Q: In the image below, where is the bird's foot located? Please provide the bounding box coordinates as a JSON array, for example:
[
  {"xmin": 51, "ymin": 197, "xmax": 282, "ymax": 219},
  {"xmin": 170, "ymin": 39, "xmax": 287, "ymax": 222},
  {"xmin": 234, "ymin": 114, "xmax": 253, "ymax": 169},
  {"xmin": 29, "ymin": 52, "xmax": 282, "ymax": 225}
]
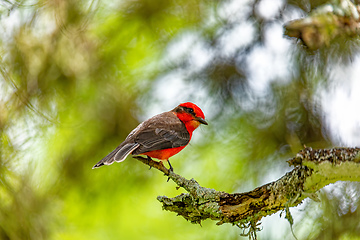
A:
[{"xmin": 133, "ymin": 155, "xmax": 173, "ymax": 182}]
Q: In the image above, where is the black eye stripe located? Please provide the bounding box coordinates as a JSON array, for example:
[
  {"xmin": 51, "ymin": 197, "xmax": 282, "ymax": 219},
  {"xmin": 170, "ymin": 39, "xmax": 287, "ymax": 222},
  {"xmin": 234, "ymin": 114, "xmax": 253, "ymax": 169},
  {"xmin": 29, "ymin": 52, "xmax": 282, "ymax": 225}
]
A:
[{"xmin": 183, "ymin": 107, "xmax": 196, "ymax": 116}]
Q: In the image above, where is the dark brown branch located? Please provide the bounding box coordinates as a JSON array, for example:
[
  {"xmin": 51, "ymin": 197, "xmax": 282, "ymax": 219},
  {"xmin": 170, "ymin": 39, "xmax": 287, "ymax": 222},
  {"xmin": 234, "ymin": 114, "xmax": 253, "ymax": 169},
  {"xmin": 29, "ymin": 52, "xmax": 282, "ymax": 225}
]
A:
[{"xmin": 133, "ymin": 147, "xmax": 360, "ymax": 226}]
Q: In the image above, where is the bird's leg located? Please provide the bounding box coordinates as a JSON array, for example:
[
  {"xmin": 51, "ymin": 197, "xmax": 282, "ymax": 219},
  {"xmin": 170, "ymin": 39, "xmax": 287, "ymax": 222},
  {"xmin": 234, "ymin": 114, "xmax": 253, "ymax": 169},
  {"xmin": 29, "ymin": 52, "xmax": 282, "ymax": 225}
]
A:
[
  {"xmin": 133, "ymin": 155, "xmax": 173, "ymax": 182},
  {"xmin": 167, "ymin": 159, "xmax": 174, "ymax": 172},
  {"xmin": 147, "ymin": 156, "xmax": 152, "ymax": 170},
  {"xmin": 167, "ymin": 159, "xmax": 174, "ymax": 182}
]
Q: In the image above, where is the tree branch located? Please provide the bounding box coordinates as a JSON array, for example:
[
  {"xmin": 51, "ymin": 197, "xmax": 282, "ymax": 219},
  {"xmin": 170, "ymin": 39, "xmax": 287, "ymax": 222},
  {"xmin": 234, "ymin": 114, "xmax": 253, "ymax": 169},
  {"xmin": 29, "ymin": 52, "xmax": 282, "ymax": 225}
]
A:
[
  {"xmin": 284, "ymin": 0, "xmax": 360, "ymax": 50},
  {"xmin": 133, "ymin": 147, "xmax": 360, "ymax": 227}
]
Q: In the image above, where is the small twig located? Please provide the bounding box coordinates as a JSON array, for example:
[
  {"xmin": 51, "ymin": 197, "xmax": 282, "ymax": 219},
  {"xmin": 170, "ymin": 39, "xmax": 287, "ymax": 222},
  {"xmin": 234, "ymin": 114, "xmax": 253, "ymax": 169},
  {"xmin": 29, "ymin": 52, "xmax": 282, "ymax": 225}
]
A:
[
  {"xmin": 132, "ymin": 156, "xmax": 220, "ymax": 198},
  {"xmin": 133, "ymin": 156, "xmax": 170, "ymax": 175}
]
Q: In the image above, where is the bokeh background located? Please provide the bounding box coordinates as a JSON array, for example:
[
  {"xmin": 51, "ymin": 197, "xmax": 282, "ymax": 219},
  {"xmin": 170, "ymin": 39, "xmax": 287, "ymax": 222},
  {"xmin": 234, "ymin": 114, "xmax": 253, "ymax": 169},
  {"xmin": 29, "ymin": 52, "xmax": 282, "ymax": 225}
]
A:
[{"xmin": 1, "ymin": 0, "xmax": 360, "ymax": 239}]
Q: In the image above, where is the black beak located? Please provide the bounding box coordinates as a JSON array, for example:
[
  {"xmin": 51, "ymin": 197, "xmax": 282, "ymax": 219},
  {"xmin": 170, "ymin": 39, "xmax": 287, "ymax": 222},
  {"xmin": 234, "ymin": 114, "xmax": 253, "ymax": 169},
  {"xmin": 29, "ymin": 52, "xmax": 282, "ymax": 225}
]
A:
[{"xmin": 196, "ymin": 117, "xmax": 208, "ymax": 125}]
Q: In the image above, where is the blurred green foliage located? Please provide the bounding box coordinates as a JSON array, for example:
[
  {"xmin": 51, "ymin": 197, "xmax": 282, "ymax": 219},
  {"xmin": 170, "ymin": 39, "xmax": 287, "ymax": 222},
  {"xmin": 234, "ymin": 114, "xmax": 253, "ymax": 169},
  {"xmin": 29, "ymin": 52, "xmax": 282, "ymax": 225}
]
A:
[{"xmin": 0, "ymin": 0, "xmax": 360, "ymax": 239}]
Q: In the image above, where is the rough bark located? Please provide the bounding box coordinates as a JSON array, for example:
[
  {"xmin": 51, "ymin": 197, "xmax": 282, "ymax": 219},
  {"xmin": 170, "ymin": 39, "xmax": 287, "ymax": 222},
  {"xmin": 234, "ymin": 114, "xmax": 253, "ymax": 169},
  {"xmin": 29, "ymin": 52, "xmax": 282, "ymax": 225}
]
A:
[{"xmin": 134, "ymin": 147, "xmax": 360, "ymax": 227}]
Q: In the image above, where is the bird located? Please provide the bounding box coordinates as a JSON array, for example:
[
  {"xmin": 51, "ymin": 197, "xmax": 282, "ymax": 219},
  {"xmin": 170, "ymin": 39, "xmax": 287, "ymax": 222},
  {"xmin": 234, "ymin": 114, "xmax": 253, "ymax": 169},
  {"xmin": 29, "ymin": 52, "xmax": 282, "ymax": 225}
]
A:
[{"xmin": 92, "ymin": 102, "xmax": 207, "ymax": 171}]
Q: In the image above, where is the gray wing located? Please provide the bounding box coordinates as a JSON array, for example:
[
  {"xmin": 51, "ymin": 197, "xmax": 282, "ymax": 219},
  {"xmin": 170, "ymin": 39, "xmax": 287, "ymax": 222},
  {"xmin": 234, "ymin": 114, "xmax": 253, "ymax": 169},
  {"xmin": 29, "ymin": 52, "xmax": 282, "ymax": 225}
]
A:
[{"xmin": 132, "ymin": 112, "xmax": 190, "ymax": 155}]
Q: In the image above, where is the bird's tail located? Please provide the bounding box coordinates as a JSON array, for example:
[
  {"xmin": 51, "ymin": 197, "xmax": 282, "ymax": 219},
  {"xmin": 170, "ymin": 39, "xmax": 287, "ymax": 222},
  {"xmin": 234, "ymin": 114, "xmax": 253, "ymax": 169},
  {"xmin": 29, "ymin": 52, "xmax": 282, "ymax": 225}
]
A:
[{"xmin": 92, "ymin": 143, "xmax": 140, "ymax": 169}]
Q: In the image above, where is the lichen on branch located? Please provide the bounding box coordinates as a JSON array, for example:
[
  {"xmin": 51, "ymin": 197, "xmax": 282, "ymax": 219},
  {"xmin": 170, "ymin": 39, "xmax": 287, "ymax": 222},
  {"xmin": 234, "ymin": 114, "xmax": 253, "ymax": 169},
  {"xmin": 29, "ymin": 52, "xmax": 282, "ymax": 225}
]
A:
[{"xmin": 133, "ymin": 147, "xmax": 360, "ymax": 228}]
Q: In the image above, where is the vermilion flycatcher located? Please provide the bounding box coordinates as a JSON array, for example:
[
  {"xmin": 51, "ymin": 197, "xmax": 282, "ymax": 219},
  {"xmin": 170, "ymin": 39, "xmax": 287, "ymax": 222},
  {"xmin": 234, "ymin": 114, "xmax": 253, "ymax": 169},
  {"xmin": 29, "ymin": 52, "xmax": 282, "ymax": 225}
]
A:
[{"xmin": 92, "ymin": 102, "xmax": 207, "ymax": 171}]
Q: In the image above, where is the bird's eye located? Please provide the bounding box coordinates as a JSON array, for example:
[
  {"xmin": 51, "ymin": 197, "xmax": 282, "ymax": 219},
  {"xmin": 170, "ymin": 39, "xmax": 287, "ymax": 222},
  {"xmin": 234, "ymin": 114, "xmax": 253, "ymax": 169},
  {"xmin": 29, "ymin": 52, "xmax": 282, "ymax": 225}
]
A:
[{"xmin": 187, "ymin": 108, "xmax": 194, "ymax": 114}]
